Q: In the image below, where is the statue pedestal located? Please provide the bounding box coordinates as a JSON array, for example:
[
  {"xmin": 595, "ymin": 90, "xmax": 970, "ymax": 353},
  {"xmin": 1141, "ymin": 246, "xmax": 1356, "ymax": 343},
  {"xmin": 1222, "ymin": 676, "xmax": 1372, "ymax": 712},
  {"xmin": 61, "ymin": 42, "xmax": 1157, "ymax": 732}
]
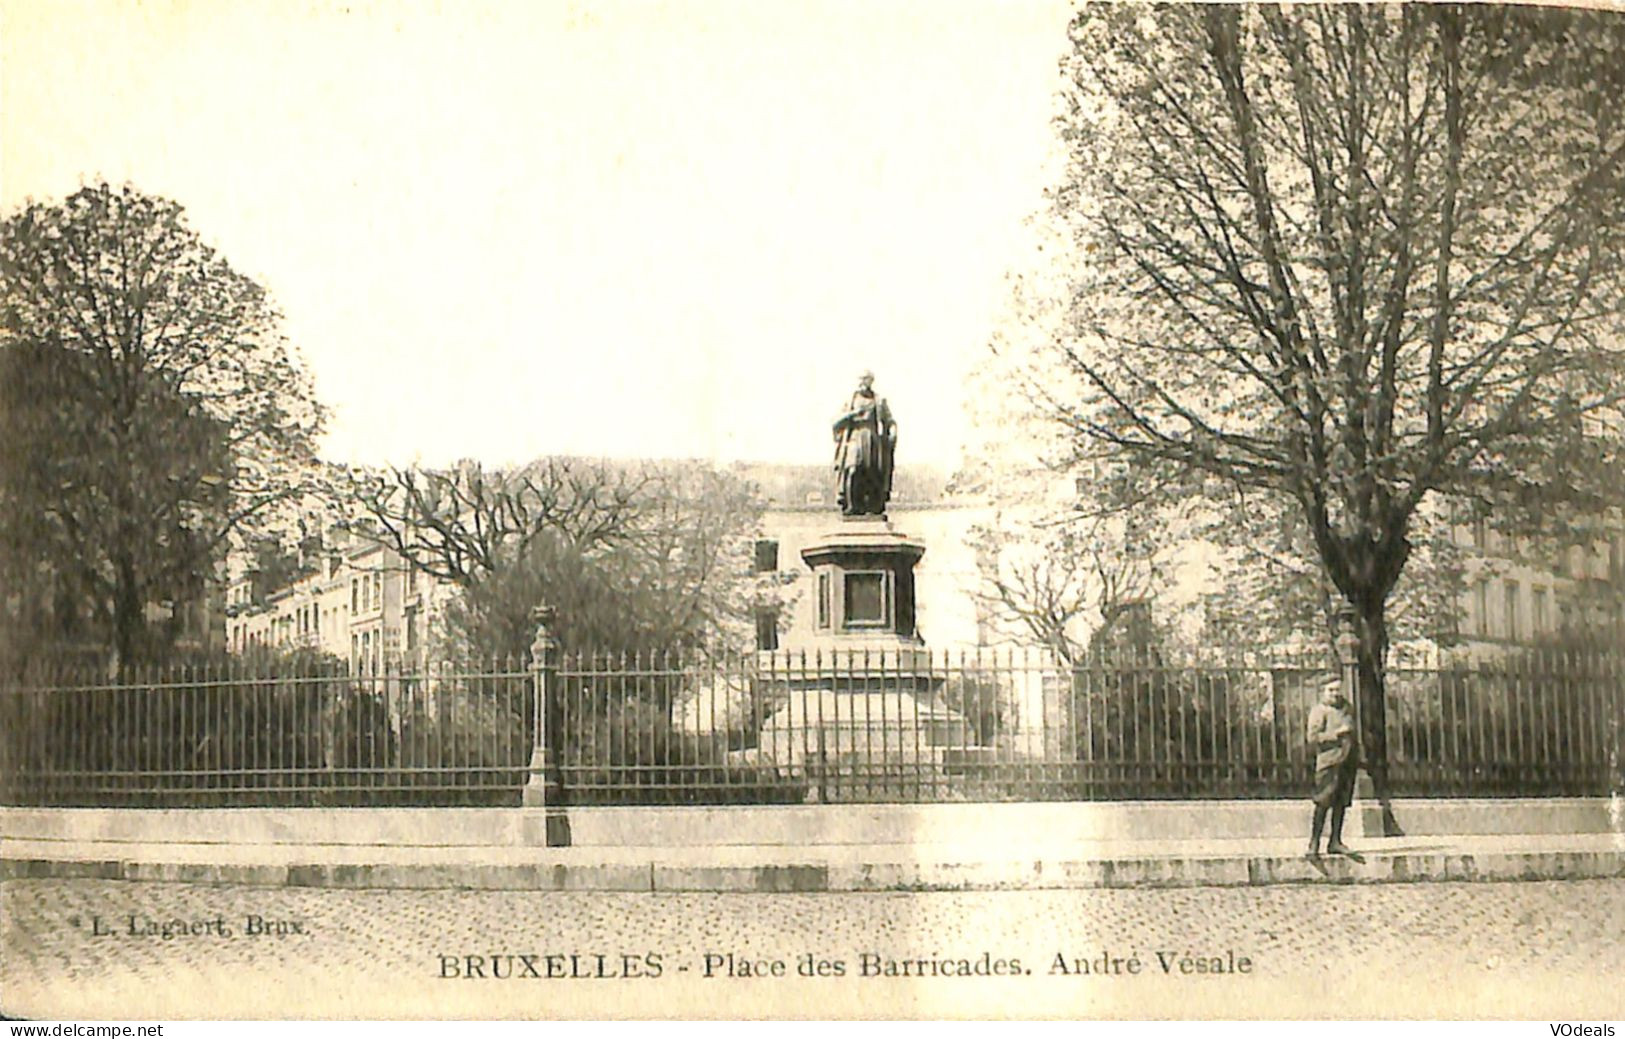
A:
[
  {"xmin": 743, "ymin": 516, "xmax": 973, "ymax": 801},
  {"xmin": 795, "ymin": 515, "xmax": 925, "ymax": 648}
]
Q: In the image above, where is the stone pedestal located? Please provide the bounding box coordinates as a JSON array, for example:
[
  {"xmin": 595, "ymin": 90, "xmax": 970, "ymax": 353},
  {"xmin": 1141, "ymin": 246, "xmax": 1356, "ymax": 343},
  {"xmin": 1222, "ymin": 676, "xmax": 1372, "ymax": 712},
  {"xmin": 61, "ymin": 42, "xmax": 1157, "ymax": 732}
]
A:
[
  {"xmin": 796, "ymin": 516, "xmax": 925, "ymax": 652},
  {"xmin": 746, "ymin": 516, "xmax": 973, "ymax": 800}
]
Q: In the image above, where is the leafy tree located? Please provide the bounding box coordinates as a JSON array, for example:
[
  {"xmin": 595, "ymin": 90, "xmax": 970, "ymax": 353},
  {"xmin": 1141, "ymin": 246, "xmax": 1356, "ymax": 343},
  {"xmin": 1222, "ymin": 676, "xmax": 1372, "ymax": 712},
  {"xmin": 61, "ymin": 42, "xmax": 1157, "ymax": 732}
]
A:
[
  {"xmin": 0, "ymin": 342, "xmax": 221, "ymax": 662},
  {"xmin": 346, "ymin": 457, "xmax": 787, "ymax": 661},
  {"xmin": 243, "ymin": 534, "xmax": 311, "ymax": 602},
  {"xmin": 1025, "ymin": 4, "xmax": 1625, "ymax": 819},
  {"xmin": 1188, "ymin": 487, "xmax": 1471, "ymax": 653},
  {"xmin": 1, "ymin": 184, "xmax": 325, "ymax": 668}
]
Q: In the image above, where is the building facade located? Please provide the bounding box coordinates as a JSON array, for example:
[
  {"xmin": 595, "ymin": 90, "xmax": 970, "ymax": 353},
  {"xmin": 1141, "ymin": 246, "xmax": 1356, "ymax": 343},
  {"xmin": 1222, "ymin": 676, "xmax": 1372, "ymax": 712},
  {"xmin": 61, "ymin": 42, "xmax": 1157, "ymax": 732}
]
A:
[
  {"xmin": 1452, "ymin": 516, "xmax": 1625, "ymax": 651},
  {"xmin": 226, "ymin": 527, "xmax": 450, "ymax": 671}
]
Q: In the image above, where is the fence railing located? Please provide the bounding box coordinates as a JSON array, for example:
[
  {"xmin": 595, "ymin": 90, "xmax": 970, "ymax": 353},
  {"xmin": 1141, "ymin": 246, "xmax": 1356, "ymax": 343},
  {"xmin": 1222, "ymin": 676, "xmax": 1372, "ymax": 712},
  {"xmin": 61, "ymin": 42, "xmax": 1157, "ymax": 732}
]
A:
[
  {"xmin": 0, "ymin": 659, "xmax": 533, "ymax": 807},
  {"xmin": 1, "ymin": 648, "xmax": 1619, "ymax": 807}
]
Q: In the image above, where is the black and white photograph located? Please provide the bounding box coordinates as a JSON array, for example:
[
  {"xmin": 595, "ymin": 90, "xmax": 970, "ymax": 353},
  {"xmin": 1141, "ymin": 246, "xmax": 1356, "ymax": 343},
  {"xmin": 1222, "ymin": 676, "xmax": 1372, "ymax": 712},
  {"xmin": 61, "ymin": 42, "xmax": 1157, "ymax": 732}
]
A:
[{"xmin": 1, "ymin": 0, "xmax": 1622, "ymax": 1023}]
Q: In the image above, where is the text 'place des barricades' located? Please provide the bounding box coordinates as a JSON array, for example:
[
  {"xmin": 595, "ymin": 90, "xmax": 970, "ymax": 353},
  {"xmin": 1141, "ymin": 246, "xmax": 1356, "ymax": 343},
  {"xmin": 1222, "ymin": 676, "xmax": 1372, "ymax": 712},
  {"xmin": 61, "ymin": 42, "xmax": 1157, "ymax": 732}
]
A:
[{"xmin": 0, "ymin": 648, "xmax": 1620, "ymax": 807}]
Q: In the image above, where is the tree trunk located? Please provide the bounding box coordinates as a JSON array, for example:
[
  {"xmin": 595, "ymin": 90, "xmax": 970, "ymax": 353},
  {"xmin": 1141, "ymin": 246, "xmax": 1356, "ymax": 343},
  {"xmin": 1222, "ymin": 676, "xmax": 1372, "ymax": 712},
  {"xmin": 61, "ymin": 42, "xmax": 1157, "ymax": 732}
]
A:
[
  {"xmin": 111, "ymin": 552, "xmax": 142, "ymax": 678},
  {"xmin": 1353, "ymin": 594, "xmax": 1405, "ymax": 836}
]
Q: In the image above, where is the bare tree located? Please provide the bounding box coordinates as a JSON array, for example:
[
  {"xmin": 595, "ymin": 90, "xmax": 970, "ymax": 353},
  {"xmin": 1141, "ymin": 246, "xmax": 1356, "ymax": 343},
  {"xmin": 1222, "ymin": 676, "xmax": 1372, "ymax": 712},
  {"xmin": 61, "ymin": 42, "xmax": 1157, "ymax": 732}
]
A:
[
  {"xmin": 970, "ymin": 518, "xmax": 1161, "ymax": 665},
  {"xmin": 344, "ymin": 457, "xmax": 781, "ymax": 659},
  {"xmin": 343, "ymin": 456, "xmax": 650, "ymax": 585},
  {"xmin": 959, "ymin": 345, "xmax": 1178, "ymax": 664}
]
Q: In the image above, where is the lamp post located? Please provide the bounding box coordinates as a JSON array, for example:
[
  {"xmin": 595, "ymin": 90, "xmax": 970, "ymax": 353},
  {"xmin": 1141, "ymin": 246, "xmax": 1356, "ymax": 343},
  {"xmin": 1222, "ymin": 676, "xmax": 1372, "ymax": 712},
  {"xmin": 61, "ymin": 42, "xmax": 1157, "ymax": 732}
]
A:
[{"xmin": 521, "ymin": 604, "xmax": 570, "ymax": 846}]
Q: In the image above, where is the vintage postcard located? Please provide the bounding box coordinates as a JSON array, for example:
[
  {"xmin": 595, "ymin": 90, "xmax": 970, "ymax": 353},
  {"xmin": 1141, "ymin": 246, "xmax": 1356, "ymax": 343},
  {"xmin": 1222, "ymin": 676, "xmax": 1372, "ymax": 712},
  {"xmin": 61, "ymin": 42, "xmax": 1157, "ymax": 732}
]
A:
[{"xmin": 2, "ymin": 0, "xmax": 1622, "ymax": 1023}]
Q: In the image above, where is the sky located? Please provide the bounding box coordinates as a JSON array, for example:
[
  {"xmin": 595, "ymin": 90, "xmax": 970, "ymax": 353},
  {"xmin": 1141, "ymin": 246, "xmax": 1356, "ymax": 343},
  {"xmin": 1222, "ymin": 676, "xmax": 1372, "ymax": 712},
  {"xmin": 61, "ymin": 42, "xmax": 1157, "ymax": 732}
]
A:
[{"xmin": 2, "ymin": 0, "xmax": 1074, "ymax": 471}]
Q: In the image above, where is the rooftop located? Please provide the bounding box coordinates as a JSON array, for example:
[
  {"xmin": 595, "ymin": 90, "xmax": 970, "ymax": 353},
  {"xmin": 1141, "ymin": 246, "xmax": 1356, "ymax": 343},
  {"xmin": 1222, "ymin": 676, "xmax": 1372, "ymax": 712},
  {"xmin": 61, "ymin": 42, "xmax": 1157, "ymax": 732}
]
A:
[{"xmin": 731, "ymin": 462, "xmax": 956, "ymax": 509}]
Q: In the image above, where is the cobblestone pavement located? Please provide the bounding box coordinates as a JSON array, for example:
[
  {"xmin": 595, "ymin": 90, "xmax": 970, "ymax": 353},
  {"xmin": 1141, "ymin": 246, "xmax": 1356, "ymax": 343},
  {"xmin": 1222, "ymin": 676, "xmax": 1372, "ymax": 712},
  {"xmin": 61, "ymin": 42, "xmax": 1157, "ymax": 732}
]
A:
[{"xmin": 4, "ymin": 878, "xmax": 1622, "ymax": 1019}]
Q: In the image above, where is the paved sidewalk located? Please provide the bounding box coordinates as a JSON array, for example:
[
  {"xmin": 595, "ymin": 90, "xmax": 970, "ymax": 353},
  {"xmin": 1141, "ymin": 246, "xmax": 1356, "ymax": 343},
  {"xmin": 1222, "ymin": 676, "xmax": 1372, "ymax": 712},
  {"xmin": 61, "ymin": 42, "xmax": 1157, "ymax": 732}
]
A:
[{"xmin": 4, "ymin": 831, "xmax": 1621, "ymax": 891}]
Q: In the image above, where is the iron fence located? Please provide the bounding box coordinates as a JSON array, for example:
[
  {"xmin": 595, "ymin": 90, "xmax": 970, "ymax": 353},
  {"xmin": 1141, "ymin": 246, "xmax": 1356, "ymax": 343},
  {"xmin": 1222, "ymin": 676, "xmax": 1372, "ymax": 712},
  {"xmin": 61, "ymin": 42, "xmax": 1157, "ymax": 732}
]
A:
[
  {"xmin": 0, "ymin": 659, "xmax": 533, "ymax": 807},
  {"xmin": 1, "ymin": 648, "xmax": 1619, "ymax": 807}
]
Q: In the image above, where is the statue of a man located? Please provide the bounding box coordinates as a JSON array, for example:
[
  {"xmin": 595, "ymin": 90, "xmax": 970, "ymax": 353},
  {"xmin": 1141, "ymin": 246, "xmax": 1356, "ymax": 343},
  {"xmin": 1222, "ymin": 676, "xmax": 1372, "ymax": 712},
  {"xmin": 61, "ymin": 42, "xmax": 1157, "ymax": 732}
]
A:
[{"xmin": 832, "ymin": 371, "xmax": 896, "ymax": 516}]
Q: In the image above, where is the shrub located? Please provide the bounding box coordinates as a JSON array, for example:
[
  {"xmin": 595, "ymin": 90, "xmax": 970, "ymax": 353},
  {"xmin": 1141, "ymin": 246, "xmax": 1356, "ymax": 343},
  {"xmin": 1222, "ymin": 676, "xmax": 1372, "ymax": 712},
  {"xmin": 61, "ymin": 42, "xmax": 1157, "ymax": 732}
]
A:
[
  {"xmin": 940, "ymin": 671, "xmax": 1012, "ymax": 746},
  {"xmin": 388, "ymin": 679, "xmax": 530, "ymax": 807},
  {"xmin": 561, "ymin": 694, "xmax": 806, "ymax": 805}
]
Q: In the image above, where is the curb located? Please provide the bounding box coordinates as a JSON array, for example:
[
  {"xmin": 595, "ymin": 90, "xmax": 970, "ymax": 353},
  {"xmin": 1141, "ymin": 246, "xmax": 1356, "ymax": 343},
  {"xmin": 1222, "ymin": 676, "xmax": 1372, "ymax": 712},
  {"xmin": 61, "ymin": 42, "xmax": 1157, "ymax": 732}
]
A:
[{"xmin": 4, "ymin": 849, "xmax": 1622, "ymax": 891}]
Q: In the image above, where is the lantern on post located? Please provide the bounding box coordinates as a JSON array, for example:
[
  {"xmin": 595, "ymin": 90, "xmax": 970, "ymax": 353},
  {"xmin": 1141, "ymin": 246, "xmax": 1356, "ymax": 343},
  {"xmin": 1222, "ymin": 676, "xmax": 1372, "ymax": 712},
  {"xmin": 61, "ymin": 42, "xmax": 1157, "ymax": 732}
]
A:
[{"xmin": 521, "ymin": 604, "xmax": 570, "ymax": 846}]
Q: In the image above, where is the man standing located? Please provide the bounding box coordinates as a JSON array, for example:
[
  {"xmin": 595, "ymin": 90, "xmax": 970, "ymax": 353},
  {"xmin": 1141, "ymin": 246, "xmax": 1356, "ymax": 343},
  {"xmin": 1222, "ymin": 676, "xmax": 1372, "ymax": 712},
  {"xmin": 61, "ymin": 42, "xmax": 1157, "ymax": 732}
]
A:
[
  {"xmin": 1306, "ymin": 675, "xmax": 1359, "ymax": 858},
  {"xmin": 832, "ymin": 371, "xmax": 896, "ymax": 517}
]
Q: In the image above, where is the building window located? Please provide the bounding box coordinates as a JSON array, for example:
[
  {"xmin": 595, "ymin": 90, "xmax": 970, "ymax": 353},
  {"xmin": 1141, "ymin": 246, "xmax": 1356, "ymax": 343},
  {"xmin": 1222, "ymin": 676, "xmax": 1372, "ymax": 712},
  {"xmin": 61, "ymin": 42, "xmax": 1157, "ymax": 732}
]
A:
[
  {"xmin": 1504, "ymin": 581, "xmax": 1521, "ymax": 641},
  {"xmin": 1532, "ymin": 587, "xmax": 1549, "ymax": 635},
  {"xmin": 753, "ymin": 539, "xmax": 779, "ymax": 573},
  {"xmin": 844, "ymin": 571, "xmax": 889, "ymax": 628},
  {"xmin": 816, "ymin": 573, "xmax": 831, "ymax": 630},
  {"xmin": 1473, "ymin": 580, "xmax": 1489, "ymax": 638},
  {"xmin": 754, "ymin": 606, "xmax": 779, "ymax": 651},
  {"xmin": 405, "ymin": 606, "xmax": 419, "ymax": 654},
  {"xmin": 351, "ymin": 579, "xmax": 359, "ymax": 612}
]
